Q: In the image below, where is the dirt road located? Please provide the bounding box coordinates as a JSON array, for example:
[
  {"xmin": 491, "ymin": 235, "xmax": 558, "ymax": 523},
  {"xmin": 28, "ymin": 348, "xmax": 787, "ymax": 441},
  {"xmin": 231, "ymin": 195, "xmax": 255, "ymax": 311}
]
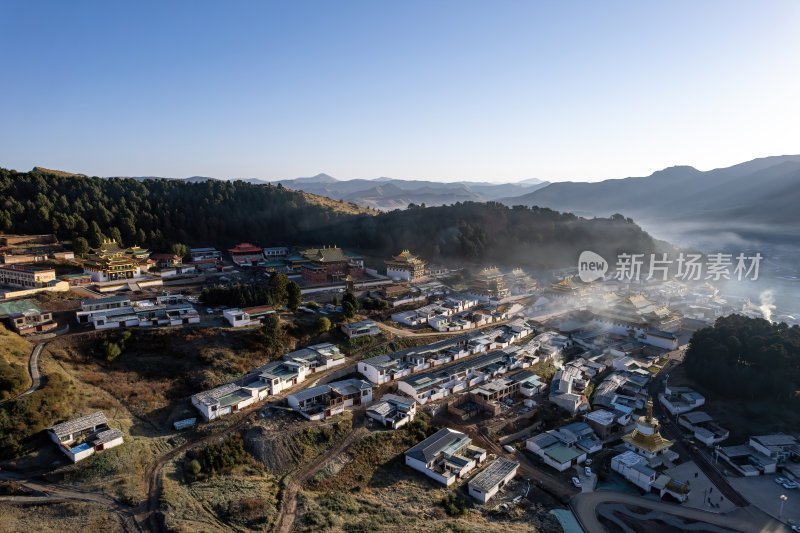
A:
[
  {"xmin": 0, "ymin": 342, "xmax": 45, "ymax": 408},
  {"xmin": 272, "ymin": 426, "xmax": 369, "ymax": 533}
]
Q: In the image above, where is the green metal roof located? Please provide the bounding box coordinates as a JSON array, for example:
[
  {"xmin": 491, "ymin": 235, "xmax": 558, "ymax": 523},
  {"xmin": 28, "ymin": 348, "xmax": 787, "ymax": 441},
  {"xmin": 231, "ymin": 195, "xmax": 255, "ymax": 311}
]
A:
[{"xmin": 0, "ymin": 299, "xmax": 40, "ymax": 317}]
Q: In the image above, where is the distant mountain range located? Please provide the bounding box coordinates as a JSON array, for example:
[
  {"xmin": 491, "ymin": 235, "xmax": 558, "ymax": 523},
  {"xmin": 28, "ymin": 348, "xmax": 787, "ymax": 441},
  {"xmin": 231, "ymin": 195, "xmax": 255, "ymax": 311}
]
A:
[
  {"xmin": 260, "ymin": 174, "xmax": 550, "ymax": 210},
  {"xmin": 496, "ymin": 155, "xmax": 800, "ymax": 247}
]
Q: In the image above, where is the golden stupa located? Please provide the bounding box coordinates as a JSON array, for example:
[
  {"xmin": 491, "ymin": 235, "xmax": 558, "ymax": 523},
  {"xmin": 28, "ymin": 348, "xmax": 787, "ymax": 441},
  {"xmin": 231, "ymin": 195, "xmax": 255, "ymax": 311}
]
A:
[{"xmin": 622, "ymin": 397, "xmax": 673, "ymax": 457}]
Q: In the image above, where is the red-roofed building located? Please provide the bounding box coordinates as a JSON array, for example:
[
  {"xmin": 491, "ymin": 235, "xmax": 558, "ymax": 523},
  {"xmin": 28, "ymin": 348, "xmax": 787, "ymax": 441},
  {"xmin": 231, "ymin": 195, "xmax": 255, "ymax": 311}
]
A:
[{"xmin": 228, "ymin": 243, "xmax": 263, "ymax": 267}]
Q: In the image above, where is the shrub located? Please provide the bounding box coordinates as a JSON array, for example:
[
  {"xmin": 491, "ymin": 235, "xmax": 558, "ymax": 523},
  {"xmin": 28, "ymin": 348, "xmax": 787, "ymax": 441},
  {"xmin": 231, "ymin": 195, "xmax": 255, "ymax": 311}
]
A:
[
  {"xmin": 316, "ymin": 317, "xmax": 331, "ymax": 333},
  {"xmin": 441, "ymin": 492, "xmax": 471, "ymax": 517}
]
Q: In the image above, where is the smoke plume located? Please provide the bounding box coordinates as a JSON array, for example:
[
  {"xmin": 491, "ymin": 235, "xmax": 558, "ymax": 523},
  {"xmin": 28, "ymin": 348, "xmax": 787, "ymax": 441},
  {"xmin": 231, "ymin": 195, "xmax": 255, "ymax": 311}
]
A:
[{"xmin": 758, "ymin": 290, "xmax": 776, "ymax": 322}]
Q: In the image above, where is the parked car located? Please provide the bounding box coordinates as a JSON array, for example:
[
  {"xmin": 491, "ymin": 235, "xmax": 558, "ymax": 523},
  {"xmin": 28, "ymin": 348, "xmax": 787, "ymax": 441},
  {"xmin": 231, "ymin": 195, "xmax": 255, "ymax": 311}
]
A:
[
  {"xmin": 206, "ymin": 308, "xmax": 213, "ymax": 314},
  {"xmin": 585, "ymin": 458, "xmax": 592, "ymax": 466},
  {"xmin": 503, "ymin": 445, "xmax": 515, "ymax": 453},
  {"xmin": 775, "ymin": 477, "xmax": 789, "ymax": 484},
  {"xmin": 782, "ymin": 481, "xmax": 798, "ymax": 489},
  {"xmin": 571, "ymin": 477, "xmax": 581, "ymax": 488},
  {"xmin": 585, "ymin": 467, "xmax": 592, "ymax": 477}
]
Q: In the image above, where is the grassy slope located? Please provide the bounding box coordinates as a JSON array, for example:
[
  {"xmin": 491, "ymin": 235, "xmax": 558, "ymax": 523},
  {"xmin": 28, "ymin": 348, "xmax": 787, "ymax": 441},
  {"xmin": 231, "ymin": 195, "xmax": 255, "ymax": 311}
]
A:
[{"xmin": 0, "ymin": 325, "xmax": 32, "ymax": 402}]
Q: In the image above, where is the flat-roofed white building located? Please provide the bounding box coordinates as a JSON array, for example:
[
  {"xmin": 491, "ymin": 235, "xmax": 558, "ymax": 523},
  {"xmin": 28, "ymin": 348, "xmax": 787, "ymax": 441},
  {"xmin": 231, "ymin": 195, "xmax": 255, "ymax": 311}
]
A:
[
  {"xmin": 48, "ymin": 412, "xmax": 124, "ymax": 463},
  {"xmin": 659, "ymin": 385, "xmax": 705, "ymax": 415},
  {"xmin": 341, "ymin": 319, "xmax": 380, "ymax": 338},
  {"xmin": 468, "ymin": 457, "xmax": 519, "ymax": 503},
  {"xmin": 678, "ymin": 411, "xmax": 729, "ymax": 446}
]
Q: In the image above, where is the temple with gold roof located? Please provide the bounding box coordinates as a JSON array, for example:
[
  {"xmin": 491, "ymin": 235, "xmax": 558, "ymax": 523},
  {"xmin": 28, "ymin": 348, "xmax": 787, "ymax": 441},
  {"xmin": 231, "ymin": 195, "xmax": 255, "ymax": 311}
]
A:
[
  {"xmin": 469, "ymin": 266, "xmax": 509, "ymax": 300},
  {"xmin": 385, "ymin": 250, "xmax": 426, "ymax": 281},
  {"xmin": 622, "ymin": 397, "xmax": 674, "ymax": 459},
  {"xmin": 81, "ymin": 239, "xmax": 152, "ymax": 282}
]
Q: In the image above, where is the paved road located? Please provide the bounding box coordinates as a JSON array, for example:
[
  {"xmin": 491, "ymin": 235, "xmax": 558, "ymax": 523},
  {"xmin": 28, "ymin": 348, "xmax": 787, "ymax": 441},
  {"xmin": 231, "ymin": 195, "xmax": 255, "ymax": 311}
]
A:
[
  {"xmin": 570, "ymin": 490, "xmax": 790, "ymax": 533},
  {"xmin": 0, "ymin": 342, "xmax": 45, "ymax": 408}
]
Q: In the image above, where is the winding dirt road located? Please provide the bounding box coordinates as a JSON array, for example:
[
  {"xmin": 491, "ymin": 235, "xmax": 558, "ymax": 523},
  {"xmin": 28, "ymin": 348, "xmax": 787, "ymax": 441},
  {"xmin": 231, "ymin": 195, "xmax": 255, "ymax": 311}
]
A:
[{"xmin": 0, "ymin": 343, "xmax": 45, "ymax": 408}]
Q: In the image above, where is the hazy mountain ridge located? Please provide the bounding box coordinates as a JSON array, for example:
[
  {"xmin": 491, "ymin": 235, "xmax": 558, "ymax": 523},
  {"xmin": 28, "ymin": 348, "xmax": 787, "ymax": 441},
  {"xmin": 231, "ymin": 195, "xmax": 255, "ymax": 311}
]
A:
[
  {"xmin": 270, "ymin": 174, "xmax": 550, "ymax": 209},
  {"xmin": 498, "ymin": 155, "xmax": 800, "ymax": 245}
]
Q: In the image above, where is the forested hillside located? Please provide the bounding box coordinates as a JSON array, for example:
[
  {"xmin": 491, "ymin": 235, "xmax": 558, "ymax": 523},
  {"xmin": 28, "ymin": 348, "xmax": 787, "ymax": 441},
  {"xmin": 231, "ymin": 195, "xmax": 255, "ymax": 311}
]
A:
[
  {"xmin": 0, "ymin": 168, "xmax": 365, "ymax": 251},
  {"xmin": 1, "ymin": 167, "xmax": 662, "ymax": 270},
  {"xmin": 685, "ymin": 314, "xmax": 800, "ymax": 402},
  {"xmin": 313, "ymin": 202, "xmax": 663, "ymax": 271}
]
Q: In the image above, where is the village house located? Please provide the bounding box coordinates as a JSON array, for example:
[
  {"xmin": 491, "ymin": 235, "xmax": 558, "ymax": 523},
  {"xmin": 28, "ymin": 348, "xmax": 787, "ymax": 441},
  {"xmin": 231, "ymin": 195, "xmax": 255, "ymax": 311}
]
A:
[
  {"xmin": 366, "ymin": 393, "xmax": 417, "ymax": 428},
  {"xmin": 549, "ymin": 365, "xmax": 590, "ymax": 415},
  {"xmin": 263, "ymin": 246, "xmax": 288, "ymax": 258},
  {"xmin": 150, "ymin": 253, "xmax": 183, "ymax": 269},
  {"xmin": 0, "ymin": 299, "xmax": 57, "ymax": 335},
  {"xmin": 391, "ymin": 295, "xmax": 478, "ymax": 327},
  {"xmin": 510, "ymin": 369, "xmax": 546, "ymax": 397},
  {"xmin": 48, "ymin": 412, "xmax": 124, "ymax": 463},
  {"xmin": 611, "ymin": 450, "xmax": 690, "ymax": 502},
  {"xmin": 191, "ymin": 382, "xmax": 260, "ymax": 421},
  {"xmin": 282, "ymin": 343, "xmax": 346, "ymax": 374},
  {"xmin": 223, "ymin": 305, "xmax": 276, "ymax": 327},
  {"xmin": 584, "ymin": 408, "xmax": 631, "ymax": 440},
  {"xmin": 526, "ymin": 422, "xmax": 602, "ymax": 472},
  {"xmin": 404, "ymin": 427, "xmax": 487, "ymax": 486},
  {"xmin": 677, "ymin": 411, "xmax": 729, "ymax": 446},
  {"xmin": 80, "ymin": 239, "xmax": 152, "ymax": 282},
  {"xmin": 748, "ymin": 434, "xmax": 799, "ymax": 463},
  {"xmin": 341, "ymin": 319, "xmax": 380, "ymax": 338},
  {"xmin": 374, "ymin": 284, "xmax": 428, "ymax": 308},
  {"xmin": 0, "ymin": 264, "xmax": 69, "ymax": 301},
  {"xmin": 59, "ymin": 272, "xmax": 92, "ymax": 287},
  {"xmin": 191, "ymin": 357, "xmax": 313, "ymax": 421},
  {"xmin": 287, "ymin": 379, "xmax": 373, "ymax": 420},
  {"xmin": 659, "ymin": 385, "xmax": 705, "ymax": 415},
  {"xmin": 75, "ymin": 295, "xmax": 131, "ymax": 323},
  {"xmin": 385, "ymin": 250, "xmax": 427, "ymax": 281},
  {"xmin": 189, "ymin": 247, "xmax": 221, "ymax": 270},
  {"xmin": 397, "ymin": 347, "xmax": 533, "ymax": 405},
  {"xmin": 358, "ymin": 332, "xmax": 488, "ymax": 384},
  {"xmin": 468, "ymin": 457, "xmax": 520, "ymax": 503},
  {"xmin": 76, "ymin": 295, "xmax": 200, "ymax": 330}
]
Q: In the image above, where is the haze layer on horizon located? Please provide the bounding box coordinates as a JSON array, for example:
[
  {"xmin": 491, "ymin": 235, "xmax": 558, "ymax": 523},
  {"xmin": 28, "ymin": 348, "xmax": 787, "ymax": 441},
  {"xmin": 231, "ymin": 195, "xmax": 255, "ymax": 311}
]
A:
[{"xmin": 1, "ymin": 1, "xmax": 799, "ymax": 183}]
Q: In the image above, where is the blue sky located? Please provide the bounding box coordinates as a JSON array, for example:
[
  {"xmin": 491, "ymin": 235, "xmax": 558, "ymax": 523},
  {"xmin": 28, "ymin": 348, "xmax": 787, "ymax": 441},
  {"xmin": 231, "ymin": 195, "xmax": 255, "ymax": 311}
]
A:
[{"xmin": 1, "ymin": 1, "xmax": 799, "ymax": 182}]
